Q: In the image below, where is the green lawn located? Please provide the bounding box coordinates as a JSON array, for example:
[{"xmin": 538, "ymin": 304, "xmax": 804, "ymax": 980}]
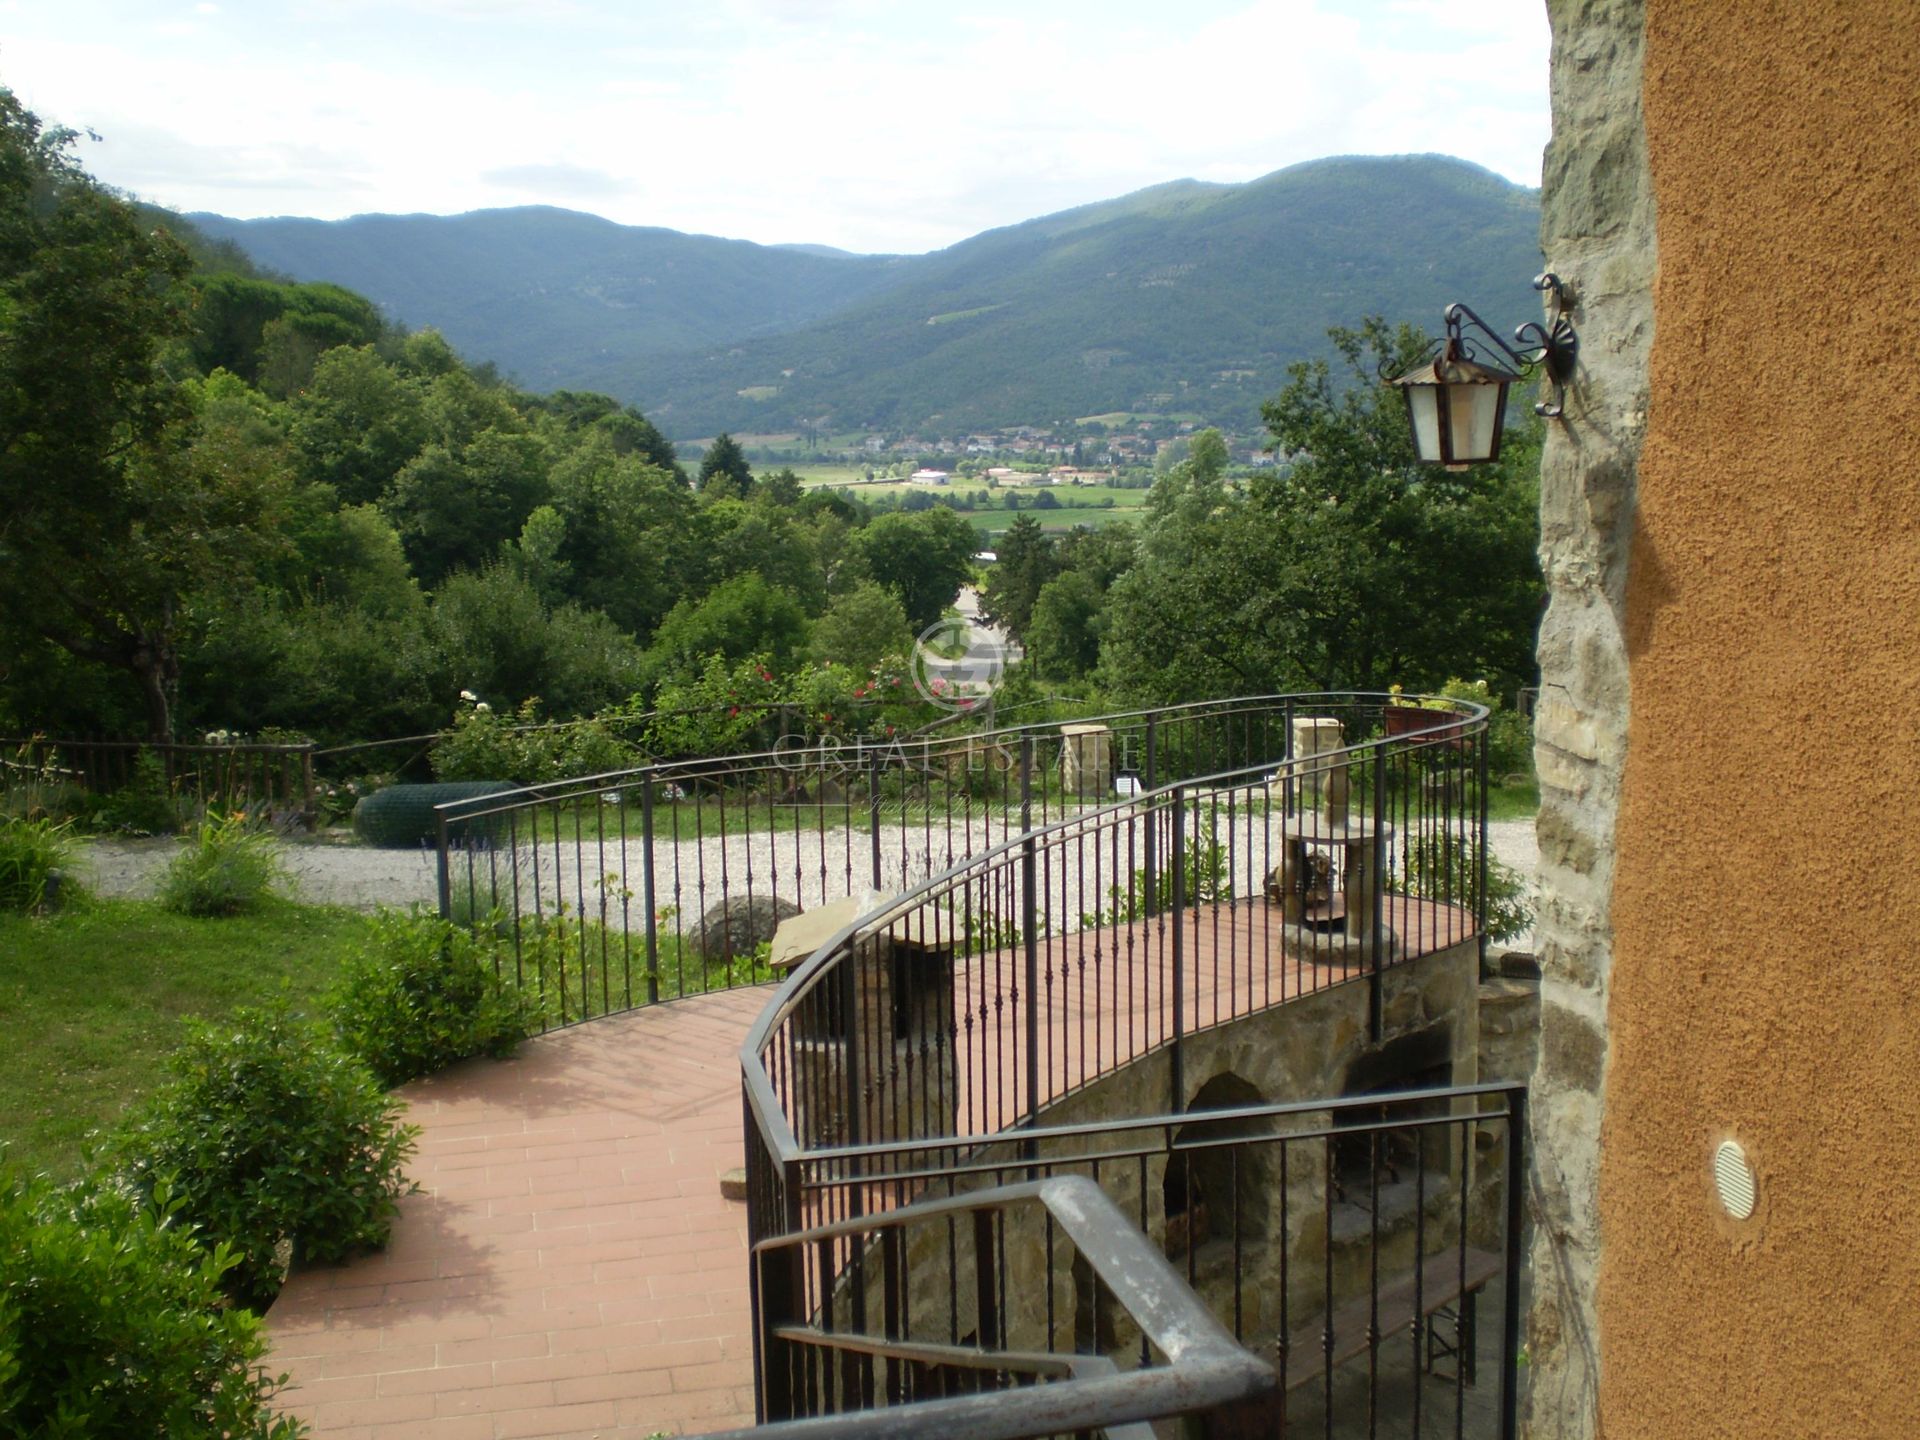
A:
[
  {"xmin": 1487, "ymin": 777, "xmax": 1540, "ymax": 823},
  {"xmin": 0, "ymin": 899, "xmax": 379, "ymax": 1179}
]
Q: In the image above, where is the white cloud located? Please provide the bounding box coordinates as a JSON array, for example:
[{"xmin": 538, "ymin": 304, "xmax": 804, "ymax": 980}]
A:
[{"xmin": 0, "ymin": 0, "xmax": 1549, "ymax": 252}]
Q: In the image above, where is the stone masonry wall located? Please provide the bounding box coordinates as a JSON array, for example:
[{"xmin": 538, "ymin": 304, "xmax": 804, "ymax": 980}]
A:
[{"xmin": 1524, "ymin": 2, "xmax": 1653, "ymax": 1435}]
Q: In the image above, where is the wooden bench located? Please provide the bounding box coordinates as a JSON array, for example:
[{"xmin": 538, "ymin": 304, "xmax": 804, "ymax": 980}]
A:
[{"xmin": 1276, "ymin": 1247, "xmax": 1503, "ymax": 1393}]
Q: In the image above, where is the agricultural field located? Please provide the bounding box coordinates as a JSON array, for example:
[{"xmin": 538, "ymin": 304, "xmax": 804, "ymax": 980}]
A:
[{"xmin": 785, "ymin": 465, "xmax": 1151, "ymax": 532}]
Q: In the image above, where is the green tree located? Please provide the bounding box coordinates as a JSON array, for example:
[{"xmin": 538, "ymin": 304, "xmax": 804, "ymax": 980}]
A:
[
  {"xmin": 809, "ymin": 580, "xmax": 914, "ymax": 672},
  {"xmin": 979, "ymin": 514, "xmax": 1059, "ymax": 640},
  {"xmin": 381, "ymin": 429, "xmax": 549, "ymax": 585},
  {"xmin": 538, "ymin": 389, "xmax": 685, "ymax": 482},
  {"xmin": 643, "ymin": 573, "xmax": 811, "ymax": 682},
  {"xmin": 1026, "ymin": 569, "xmax": 1107, "ymax": 679},
  {"xmin": 542, "ymin": 432, "xmax": 699, "ymax": 634},
  {"xmin": 758, "ymin": 466, "xmax": 805, "ymax": 506},
  {"xmin": 700, "ymin": 499, "xmax": 826, "ymax": 613},
  {"xmin": 0, "ymin": 92, "xmax": 276, "ymax": 737},
  {"xmin": 1101, "ymin": 329, "xmax": 1541, "ymax": 702},
  {"xmin": 288, "ymin": 344, "xmax": 427, "ymax": 505},
  {"xmin": 1253, "ymin": 320, "xmax": 1541, "ymax": 692},
  {"xmin": 696, "ymin": 431, "xmax": 754, "ymax": 500},
  {"xmin": 425, "ymin": 564, "xmax": 644, "ymax": 716},
  {"xmin": 852, "ymin": 507, "xmax": 980, "ymax": 633}
]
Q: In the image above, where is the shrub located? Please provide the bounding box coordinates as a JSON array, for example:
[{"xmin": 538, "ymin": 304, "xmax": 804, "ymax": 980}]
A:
[
  {"xmin": 1437, "ymin": 677, "xmax": 1534, "ymax": 779},
  {"xmin": 1081, "ymin": 824, "xmax": 1233, "ymax": 928},
  {"xmin": 158, "ymin": 813, "xmax": 288, "ymax": 916},
  {"xmin": 0, "ymin": 815, "xmax": 80, "ymax": 914},
  {"xmin": 329, "ymin": 912, "xmax": 538, "ymax": 1086},
  {"xmin": 0, "ymin": 1165, "xmax": 305, "ymax": 1438},
  {"xmin": 1402, "ymin": 832, "xmax": 1534, "ymax": 944},
  {"xmin": 643, "ymin": 652, "xmax": 790, "ymax": 758},
  {"xmin": 431, "ymin": 694, "xmax": 637, "ymax": 784},
  {"xmin": 351, "ymin": 780, "xmax": 516, "ymax": 849},
  {"xmin": 114, "ymin": 1003, "xmax": 417, "ymax": 1308},
  {"xmin": 92, "ymin": 749, "xmax": 185, "ymax": 836}
]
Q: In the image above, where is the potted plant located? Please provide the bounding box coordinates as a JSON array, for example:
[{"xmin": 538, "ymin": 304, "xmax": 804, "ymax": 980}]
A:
[{"xmin": 1382, "ymin": 686, "xmax": 1468, "ymax": 741}]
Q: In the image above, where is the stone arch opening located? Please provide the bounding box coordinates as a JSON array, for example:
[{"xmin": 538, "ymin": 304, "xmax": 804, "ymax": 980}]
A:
[
  {"xmin": 1330, "ymin": 1025, "xmax": 1454, "ymax": 1207},
  {"xmin": 1165, "ymin": 1071, "xmax": 1270, "ymax": 1257}
]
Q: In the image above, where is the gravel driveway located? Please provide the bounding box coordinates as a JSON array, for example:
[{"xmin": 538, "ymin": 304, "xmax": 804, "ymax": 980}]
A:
[{"xmin": 80, "ymin": 816, "xmax": 1540, "ymax": 950}]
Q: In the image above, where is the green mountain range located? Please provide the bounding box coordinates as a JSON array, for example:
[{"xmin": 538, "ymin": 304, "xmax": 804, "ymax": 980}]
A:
[{"xmin": 190, "ymin": 154, "xmax": 1541, "ymax": 440}]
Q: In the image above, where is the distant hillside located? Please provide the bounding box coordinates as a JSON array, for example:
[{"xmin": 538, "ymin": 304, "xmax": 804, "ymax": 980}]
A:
[
  {"xmin": 190, "ymin": 155, "xmax": 1540, "ymax": 439},
  {"xmin": 185, "ymin": 206, "xmax": 914, "ymax": 389}
]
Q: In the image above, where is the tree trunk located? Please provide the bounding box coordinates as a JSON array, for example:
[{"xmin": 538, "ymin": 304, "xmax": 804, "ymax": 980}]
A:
[{"xmin": 130, "ymin": 626, "xmax": 177, "ymax": 742}]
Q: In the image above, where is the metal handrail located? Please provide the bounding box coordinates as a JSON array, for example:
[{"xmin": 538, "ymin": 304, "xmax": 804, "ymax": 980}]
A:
[
  {"xmin": 699, "ymin": 1176, "xmax": 1275, "ymax": 1440},
  {"xmin": 739, "ymin": 699, "xmax": 1489, "ymax": 1168},
  {"xmin": 429, "ymin": 691, "xmax": 1405, "ymax": 822}
]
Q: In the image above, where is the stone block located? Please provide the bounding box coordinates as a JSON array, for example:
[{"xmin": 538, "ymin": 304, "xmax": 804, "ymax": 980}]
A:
[
  {"xmin": 767, "ymin": 889, "xmax": 890, "ymax": 971},
  {"xmin": 1272, "ymin": 715, "xmax": 1346, "ymax": 811},
  {"xmin": 1058, "ymin": 723, "xmax": 1113, "ymax": 798}
]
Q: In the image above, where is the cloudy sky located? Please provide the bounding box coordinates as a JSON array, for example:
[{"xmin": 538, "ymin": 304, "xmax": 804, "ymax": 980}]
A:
[{"xmin": 0, "ymin": 0, "xmax": 1550, "ymax": 256}]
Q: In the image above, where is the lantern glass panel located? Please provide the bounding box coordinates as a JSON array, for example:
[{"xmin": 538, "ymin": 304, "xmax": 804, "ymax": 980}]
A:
[
  {"xmin": 1404, "ymin": 386, "xmax": 1443, "ymax": 463},
  {"xmin": 1446, "ymin": 379, "xmax": 1507, "ymax": 463}
]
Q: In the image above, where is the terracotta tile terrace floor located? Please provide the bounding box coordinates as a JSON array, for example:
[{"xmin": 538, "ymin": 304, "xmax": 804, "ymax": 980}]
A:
[
  {"xmin": 265, "ymin": 986, "xmax": 770, "ymax": 1440},
  {"xmin": 266, "ymin": 896, "xmax": 1474, "ymax": 1437}
]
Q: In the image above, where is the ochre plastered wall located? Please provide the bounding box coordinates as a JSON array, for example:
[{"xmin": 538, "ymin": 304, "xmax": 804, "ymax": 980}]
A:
[{"xmin": 1600, "ymin": 5, "xmax": 1920, "ymax": 1436}]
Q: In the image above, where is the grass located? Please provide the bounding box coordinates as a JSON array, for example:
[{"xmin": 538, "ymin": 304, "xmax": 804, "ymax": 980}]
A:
[
  {"xmin": 0, "ymin": 898, "xmax": 380, "ymax": 1180},
  {"xmin": 1487, "ymin": 777, "xmax": 1540, "ymax": 823},
  {"xmin": 500, "ymin": 783, "xmax": 1039, "ymax": 847}
]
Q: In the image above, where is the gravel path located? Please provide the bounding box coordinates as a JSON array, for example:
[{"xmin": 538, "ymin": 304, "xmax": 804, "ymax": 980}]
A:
[
  {"xmin": 81, "ymin": 835, "xmax": 442, "ymax": 910},
  {"xmin": 80, "ymin": 816, "xmax": 1540, "ymax": 948}
]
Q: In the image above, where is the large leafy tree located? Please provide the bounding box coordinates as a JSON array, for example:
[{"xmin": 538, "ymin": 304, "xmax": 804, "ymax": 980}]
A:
[
  {"xmin": 1102, "ymin": 326, "xmax": 1541, "ymax": 702},
  {"xmin": 852, "ymin": 507, "xmax": 981, "ymax": 634},
  {"xmin": 289, "ymin": 344, "xmax": 428, "ymax": 505},
  {"xmin": 0, "ymin": 90, "xmax": 275, "ymax": 738},
  {"xmin": 538, "ymin": 432, "xmax": 700, "ymax": 635}
]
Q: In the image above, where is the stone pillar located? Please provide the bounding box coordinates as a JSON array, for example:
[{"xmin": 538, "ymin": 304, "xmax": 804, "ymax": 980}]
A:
[
  {"xmin": 1525, "ymin": 3, "xmax": 1655, "ymax": 1435},
  {"xmin": 1059, "ymin": 723, "xmax": 1113, "ymax": 799},
  {"xmin": 1282, "ymin": 715, "xmax": 1345, "ymax": 812}
]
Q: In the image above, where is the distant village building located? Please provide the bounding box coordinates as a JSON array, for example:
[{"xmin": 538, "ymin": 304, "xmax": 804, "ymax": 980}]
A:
[{"xmin": 909, "ymin": 468, "xmax": 950, "ymax": 485}]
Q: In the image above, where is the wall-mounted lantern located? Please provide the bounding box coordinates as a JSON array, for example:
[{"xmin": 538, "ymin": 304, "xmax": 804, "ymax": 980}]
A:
[{"xmin": 1386, "ymin": 272, "xmax": 1579, "ymax": 469}]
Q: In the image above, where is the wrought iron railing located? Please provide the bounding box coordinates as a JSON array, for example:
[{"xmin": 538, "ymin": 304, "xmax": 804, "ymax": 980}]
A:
[
  {"xmin": 726, "ymin": 697, "xmax": 1503, "ymax": 1434},
  {"xmin": 741, "ymin": 709, "xmax": 1489, "ymax": 1197},
  {"xmin": 428, "ymin": 691, "xmax": 1502, "ymax": 1435},
  {"xmin": 727, "ymin": 1088, "xmax": 1525, "ymax": 1438},
  {"xmin": 433, "ymin": 694, "xmax": 1488, "ymax": 1031},
  {"xmin": 695, "ymin": 1176, "xmax": 1275, "ymax": 1440}
]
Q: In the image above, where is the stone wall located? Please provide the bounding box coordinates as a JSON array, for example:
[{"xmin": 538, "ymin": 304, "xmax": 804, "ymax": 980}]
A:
[
  {"xmin": 1598, "ymin": 6, "xmax": 1920, "ymax": 1436},
  {"xmin": 867, "ymin": 943, "xmax": 1486, "ymax": 1365},
  {"xmin": 1525, "ymin": 1, "xmax": 1655, "ymax": 1434}
]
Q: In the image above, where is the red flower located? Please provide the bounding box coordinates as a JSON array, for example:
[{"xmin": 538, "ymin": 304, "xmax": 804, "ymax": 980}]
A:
[{"xmin": 729, "ymin": 706, "xmax": 740, "ymax": 717}]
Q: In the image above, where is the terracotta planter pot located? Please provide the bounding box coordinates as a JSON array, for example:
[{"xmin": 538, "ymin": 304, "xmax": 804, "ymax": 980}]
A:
[{"xmin": 1383, "ymin": 705, "xmax": 1466, "ymax": 742}]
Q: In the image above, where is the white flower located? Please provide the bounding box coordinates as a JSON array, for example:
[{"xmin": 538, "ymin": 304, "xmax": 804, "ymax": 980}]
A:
[
  {"xmin": 474, "ymin": 702, "xmax": 491, "ymax": 714},
  {"xmin": 459, "ymin": 689, "xmax": 478, "ymax": 703}
]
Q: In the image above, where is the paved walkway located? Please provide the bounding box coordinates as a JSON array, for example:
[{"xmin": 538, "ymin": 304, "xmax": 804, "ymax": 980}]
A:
[
  {"xmin": 264, "ymin": 893, "xmax": 1478, "ymax": 1437},
  {"xmin": 265, "ymin": 987, "xmax": 770, "ymax": 1439}
]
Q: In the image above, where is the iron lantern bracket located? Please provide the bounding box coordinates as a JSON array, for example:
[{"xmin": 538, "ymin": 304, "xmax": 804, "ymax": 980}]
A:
[{"xmin": 1436, "ymin": 273, "xmax": 1579, "ymax": 418}]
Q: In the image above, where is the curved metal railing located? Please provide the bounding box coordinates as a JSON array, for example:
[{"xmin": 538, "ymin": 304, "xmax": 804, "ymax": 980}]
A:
[
  {"xmin": 737, "ymin": 696, "xmax": 1490, "ymax": 1225},
  {"xmin": 431, "ymin": 693, "xmax": 1462, "ymax": 1027}
]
